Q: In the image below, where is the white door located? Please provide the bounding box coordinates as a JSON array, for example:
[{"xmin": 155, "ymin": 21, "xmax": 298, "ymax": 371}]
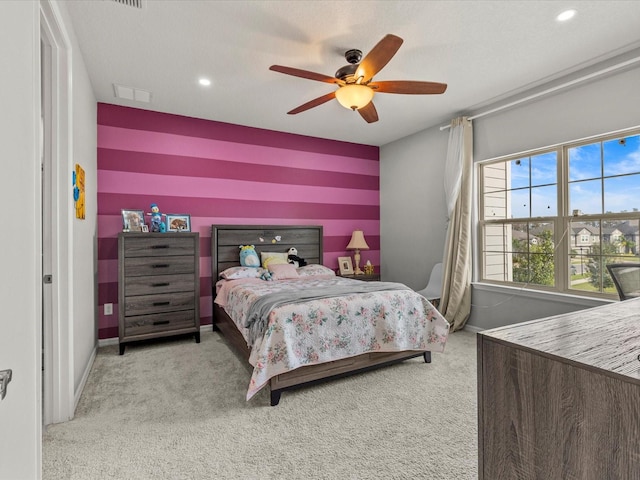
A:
[{"xmin": 0, "ymin": 2, "xmax": 43, "ymax": 478}]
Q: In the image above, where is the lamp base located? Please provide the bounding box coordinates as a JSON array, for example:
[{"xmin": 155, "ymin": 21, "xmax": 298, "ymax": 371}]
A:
[{"xmin": 353, "ymin": 249, "xmax": 364, "ymax": 275}]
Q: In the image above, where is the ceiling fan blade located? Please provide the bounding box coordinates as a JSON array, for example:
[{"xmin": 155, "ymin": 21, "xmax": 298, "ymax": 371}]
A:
[
  {"xmin": 287, "ymin": 91, "xmax": 336, "ymax": 115},
  {"xmin": 270, "ymin": 65, "xmax": 342, "ymax": 85},
  {"xmin": 358, "ymin": 101, "xmax": 378, "ymax": 123},
  {"xmin": 356, "ymin": 34, "xmax": 403, "ymax": 83},
  {"xmin": 370, "ymin": 80, "xmax": 448, "ymax": 95}
]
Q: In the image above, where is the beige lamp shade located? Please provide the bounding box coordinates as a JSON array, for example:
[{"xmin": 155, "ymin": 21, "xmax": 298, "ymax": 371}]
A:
[{"xmin": 346, "ymin": 230, "xmax": 369, "ymax": 250}]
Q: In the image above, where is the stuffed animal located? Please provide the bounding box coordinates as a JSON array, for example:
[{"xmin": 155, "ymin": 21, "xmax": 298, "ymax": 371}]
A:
[
  {"xmin": 287, "ymin": 247, "xmax": 307, "ymax": 268},
  {"xmin": 260, "ymin": 270, "xmax": 273, "ymax": 281},
  {"xmin": 148, "ymin": 203, "xmax": 166, "ymax": 233},
  {"xmin": 239, "ymin": 245, "xmax": 260, "ymax": 268}
]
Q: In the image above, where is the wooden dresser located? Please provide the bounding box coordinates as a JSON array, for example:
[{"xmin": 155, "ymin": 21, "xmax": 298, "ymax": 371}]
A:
[
  {"xmin": 118, "ymin": 232, "xmax": 200, "ymax": 355},
  {"xmin": 477, "ymin": 298, "xmax": 640, "ymax": 479}
]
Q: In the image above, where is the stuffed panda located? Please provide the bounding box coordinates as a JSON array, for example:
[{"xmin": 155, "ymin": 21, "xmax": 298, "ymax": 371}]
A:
[
  {"xmin": 239, "ymin": 245, "xmax": 260, "ymax": 268},
  {"xmin": 287, "ymin": 247, "xmax": 307, "ymax": 268}
]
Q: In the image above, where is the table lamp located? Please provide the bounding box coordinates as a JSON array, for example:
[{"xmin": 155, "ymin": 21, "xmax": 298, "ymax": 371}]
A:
[{"xmin": 346, "ymin": 230, "xmax": 369, "ymax": 275}]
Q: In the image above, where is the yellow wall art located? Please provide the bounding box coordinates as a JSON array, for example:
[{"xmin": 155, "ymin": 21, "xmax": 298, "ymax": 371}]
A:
[{"xmin": 74, "ymin": 163, "xmax": 85, "ymax": 220}]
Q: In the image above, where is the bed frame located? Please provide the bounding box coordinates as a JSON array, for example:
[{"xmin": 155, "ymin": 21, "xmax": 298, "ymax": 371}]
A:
[{"xmin": 211, "ymin": 224, "xmax": 430, "ymax": 406}]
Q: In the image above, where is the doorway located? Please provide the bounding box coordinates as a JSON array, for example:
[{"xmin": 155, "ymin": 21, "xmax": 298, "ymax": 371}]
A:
[{"xmin": 40, "ymin": 0, "xmax": 73, "ymax": 425}]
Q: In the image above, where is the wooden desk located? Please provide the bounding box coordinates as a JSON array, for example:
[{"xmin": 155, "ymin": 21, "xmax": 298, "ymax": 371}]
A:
[{"xmin": 477, "ymin": 298, "xmax": 640, "ymax": 480}]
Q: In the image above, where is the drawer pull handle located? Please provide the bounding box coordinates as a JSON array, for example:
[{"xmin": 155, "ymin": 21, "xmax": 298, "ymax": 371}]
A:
[
  {"xmin": 151, "ymin": 245, "xmax": 170, "ymax": 249},
  {"xmin": 152, "ymin": 282, "xmax": 170, "ymax": 287},
  {"xmin": 153, "ymin": 320, "xmax": 170, "ymax": 325},
  {"xmin": 153, "ymin": 301, "xmax": 171, "ymax": 306},
  {"xmin": 152, "ymin": 264, "xmax": 169, "ymax": 269}
]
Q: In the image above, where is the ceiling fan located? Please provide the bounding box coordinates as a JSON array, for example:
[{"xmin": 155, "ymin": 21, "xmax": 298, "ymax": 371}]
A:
[{"xmin": 269, "ymin": 34, "xmax": 447, "ymax": 124}]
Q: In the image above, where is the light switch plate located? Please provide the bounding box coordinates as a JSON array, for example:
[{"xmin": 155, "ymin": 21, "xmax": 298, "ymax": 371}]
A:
[{"xmin": 104, "ymin": 303, "xmax": 113, "ymax": 315}]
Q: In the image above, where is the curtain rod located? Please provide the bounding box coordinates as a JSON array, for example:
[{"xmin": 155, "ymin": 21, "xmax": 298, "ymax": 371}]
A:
[{"xmin": 439, "ymin": 55, "xmax": 640, "ymax": 131}]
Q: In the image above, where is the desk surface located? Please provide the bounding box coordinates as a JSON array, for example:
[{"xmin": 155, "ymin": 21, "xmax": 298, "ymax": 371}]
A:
[{"xmin": 480, "ymin": 298, "xmax": 640, "ymax": 384}]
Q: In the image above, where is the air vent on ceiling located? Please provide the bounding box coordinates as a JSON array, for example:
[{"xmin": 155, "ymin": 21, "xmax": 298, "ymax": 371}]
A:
[
  {"xmin": 110, "ymin": 0, "xmax": 144, "ymax": 9},
  {"xmin": 113, "ymin": 84, "xmax": 151, "ymax": 103}
]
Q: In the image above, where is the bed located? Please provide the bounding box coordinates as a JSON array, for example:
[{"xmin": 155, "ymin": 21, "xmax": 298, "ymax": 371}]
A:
[{"xmin": 211, "ymin": 224, "xmax": 449, "ymax": 405}]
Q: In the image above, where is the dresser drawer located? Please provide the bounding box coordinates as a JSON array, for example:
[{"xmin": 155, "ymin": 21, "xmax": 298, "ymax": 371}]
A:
[
  {"xmin": 124, "ymin": 291, "xmax": 195, "ymax": 316},
  {"xmin": 124, "ymin": 274, "xmax": 195, "ymax": 296},
  {"xmin": 123, "ymin": 235, "xmax": 195, "ymax": 258},
  {"xmin": 123, "ymin": 310, "xmax": 196, "ymax": 337},
  {"xmin": 124, "ymin": 255, "xmax": 195, "ymax": 277}
]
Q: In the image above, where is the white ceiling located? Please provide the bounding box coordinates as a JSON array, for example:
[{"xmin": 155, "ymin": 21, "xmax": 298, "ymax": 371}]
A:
[{"xmin": 63, "ymin": 0, "xmax": 640, "ymax": 147}]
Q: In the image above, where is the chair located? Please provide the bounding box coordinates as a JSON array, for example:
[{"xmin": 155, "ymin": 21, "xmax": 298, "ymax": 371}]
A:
[
  {"xmin": 606, "ymin": 263, "xmax": 640, "ymax": 300},
  {"xmin": 416, "ymin": 262, "xmax": 443, "ymax": 308}
]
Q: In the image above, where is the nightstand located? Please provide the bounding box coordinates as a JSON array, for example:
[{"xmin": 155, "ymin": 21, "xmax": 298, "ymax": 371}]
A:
[{"xmin": 340, "ymin": 273, "xmax": 381, "ymax": 282}]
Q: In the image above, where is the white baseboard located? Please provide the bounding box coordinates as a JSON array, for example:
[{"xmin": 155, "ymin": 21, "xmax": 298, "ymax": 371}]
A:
[
  {"xmin": 74, "ymin": 344, "xmax": 97, "ymax": 413},
  {"xmin": 98, "ymin": 324, "xmax": 214, "ymax": 348},
  {"xmin": 98, "ymin": 337, "xmax": 119, "ymax": 347},
  {"xmin": 462, "ymin": 324, "xmax": 484, "ymax": 333}
]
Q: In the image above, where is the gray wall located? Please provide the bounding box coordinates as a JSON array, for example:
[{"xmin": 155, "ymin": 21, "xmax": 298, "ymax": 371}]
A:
[
  {"xmin": 380, "ymin": 56, "xmax": 640, "ymax": 330},
  {"xmin": 380, "ymin": 126, "xmax": 449, "ymax": 290}
]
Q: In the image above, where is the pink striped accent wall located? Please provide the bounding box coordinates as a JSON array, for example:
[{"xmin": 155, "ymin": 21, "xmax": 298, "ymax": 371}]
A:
[{"xmin": 97, "ymin": 103, "xmax": 380, "ymax": 339}]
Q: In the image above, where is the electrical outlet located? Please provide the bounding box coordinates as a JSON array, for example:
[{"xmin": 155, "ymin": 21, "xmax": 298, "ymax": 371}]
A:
[{"xmin": 104, "ymin": 303, "xmax": 113, "ymax": 315}]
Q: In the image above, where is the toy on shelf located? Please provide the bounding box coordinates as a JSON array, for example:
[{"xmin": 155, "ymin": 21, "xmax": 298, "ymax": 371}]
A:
[{"xmin": 147, "ymin": 203, "xmax": 166, "ymax": 233}]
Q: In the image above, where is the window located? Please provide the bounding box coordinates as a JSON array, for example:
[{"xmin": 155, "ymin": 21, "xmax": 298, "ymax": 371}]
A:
[{"xmin": 479, "ymin": 130, "xmax": 640, "ymax": 297}]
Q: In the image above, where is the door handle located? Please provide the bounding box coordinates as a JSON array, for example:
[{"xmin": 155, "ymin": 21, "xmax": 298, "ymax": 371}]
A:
[{"xmin": 0, "ymin": 369, "xmax": 12, "ymax": 401}]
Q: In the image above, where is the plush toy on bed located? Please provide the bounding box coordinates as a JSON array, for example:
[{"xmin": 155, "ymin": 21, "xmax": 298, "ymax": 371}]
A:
[
  {"xmin": 260, "ymin": 270, "xmax": 272, "ymax": 281},
  {"xmin": 239, "ymin": 245, "xmax": 261, "ymax": 268},
  {"xmin": 287, "ymin": 247, "xmax": 308, "ymax": 268}
]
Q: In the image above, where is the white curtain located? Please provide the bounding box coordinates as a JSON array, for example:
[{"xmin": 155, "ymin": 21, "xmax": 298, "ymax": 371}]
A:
[{"xmin": 440, "ymin": 117, "xmax": 473, "ymax": 331}]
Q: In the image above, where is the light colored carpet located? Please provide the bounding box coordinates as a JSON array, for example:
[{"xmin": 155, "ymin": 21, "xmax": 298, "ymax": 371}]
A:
[{"xmin": 43, "ymin": 329, "xmax": 478, "ymax": 479}]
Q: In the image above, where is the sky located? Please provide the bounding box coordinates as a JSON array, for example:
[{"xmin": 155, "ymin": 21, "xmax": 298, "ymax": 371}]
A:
[{"xmin": 505, "ymin": 133, "xmax": 640, "ymax": 218}]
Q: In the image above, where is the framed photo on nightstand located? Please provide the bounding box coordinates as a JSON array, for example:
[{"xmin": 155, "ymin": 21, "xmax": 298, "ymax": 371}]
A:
[{"xmin": 338, "ymin": 256, "xmax": 354, "ymax": 275}]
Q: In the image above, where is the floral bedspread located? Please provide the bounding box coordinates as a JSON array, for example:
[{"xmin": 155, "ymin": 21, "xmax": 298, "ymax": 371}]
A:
[{"xmin": 215, "ymin": 276, "xmax": 450, "ymax": 400}]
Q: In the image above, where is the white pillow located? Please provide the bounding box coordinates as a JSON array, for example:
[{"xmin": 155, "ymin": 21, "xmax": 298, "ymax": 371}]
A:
[
  {"xmin": 296, "ymin": 264, "xmax": 336, "ymax": 277},
  {"xmin": 219, "ymin": 266, "xmax": 263, "ymax": 280}
]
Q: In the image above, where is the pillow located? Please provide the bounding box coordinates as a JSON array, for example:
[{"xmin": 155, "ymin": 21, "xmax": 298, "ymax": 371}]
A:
[
  {"xmin": 296, "ymin": 264, "xmax": 336, "ymax": 277},
  {"xmin": 219, "ymin": 266, "xmax": 264, "ymax": 280},
  {"xmin": 268, "ymin": 263, "xmax": 299, "ymax": 280},
  {"xmin": 260, "ymin": 251, "xmax": 288, "ymax": 268}
]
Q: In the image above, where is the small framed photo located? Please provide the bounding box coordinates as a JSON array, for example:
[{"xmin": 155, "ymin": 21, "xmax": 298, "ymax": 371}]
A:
[
  {"xmin": 141, "ymin": 225, "xmax": 149, "ymax": 233},
  {"xmin": 121, "ymin": 209, "xmax": 145, "ymax": 232},
  {"xmin": 338, "ymin": 256, "xmax": 354, "ymax": 275},
  {"xmin": 166, "ymin": 214, "xmax": 191, "ymax": 232}
]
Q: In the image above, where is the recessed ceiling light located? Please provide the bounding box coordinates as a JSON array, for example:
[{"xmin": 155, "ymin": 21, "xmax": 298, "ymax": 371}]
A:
[
  {"xmin": 556, "ymin": 9, "xmax": 576, "ymax": 22},
  {"xmin": 198, "ymin": 78, "xmax": 211, "ymax": 86}
]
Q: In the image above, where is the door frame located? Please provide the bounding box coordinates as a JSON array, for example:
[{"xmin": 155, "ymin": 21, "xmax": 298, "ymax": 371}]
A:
[{"xmin": 40, "ymin": 0, "xmax": 74, "ymax": 425}]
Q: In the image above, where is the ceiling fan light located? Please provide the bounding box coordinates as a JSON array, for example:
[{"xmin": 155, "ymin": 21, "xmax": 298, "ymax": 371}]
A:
[{"xmin": 335, "ymin": 84, "xmax": 374, "ymax": 111}]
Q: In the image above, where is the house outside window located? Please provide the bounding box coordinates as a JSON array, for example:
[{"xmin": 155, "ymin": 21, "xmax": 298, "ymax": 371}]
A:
[{"xmin": 479, "ymin": 130, "xmax": 640, "ymax": 296}]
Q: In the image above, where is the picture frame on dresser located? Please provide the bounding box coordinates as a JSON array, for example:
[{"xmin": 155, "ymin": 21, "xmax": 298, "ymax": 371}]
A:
[
  {"xmin": 166, "ymin": 214, "xmax": 191, "ymax": 232},
  {"xmin": 338, "ymin": 256, "xmax": 354, "ymax": 275},
  {"xmin": 121, "ymin": 209, "xmax": 145, "ymax": 232}
]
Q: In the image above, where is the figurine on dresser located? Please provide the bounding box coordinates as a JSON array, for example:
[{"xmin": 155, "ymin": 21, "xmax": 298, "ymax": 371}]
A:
[{"xmin": 148, "ymin": 203, "xmax": 166, "ymax": 233}]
